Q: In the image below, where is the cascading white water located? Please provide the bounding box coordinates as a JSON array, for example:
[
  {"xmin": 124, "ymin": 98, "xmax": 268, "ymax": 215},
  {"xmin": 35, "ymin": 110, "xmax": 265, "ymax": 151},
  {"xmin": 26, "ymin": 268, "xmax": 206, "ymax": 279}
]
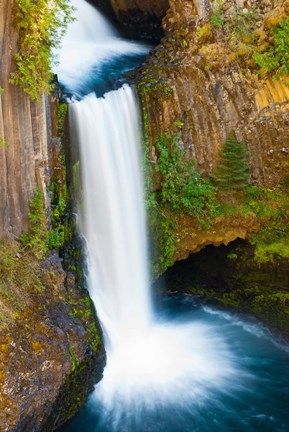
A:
[
  {"xmin": 54, "ymin": 0, "xmax": 149, "ymax": 98},
  {"xmin": 62, "ymin": 0, "xmax": 239, "ymax": 422},
  {"xmin": 70, "ymin": 86, "xmax": 152, "ymax": 349},
  {"xmin": 70, "ymin": 85, "xmax": 239, "ymax": 414}
]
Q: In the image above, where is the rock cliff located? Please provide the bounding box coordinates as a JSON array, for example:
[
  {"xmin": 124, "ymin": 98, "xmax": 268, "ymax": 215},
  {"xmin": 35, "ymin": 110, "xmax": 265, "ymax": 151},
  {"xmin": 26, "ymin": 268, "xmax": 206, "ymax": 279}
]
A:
[
  {"xmin": 91, "ymin": 0, "xmax": 169, "ymax": 37},
  {"xmin": 136, "ymin": 0, "xmax": 289, "ymax": 266},
  {"xmin": 139, "ymin": 0, "xmax": 289, "ymax": 186},
  {"xmin": 0, "ymin": 246, "xmax": 104, "ymax": 432},
  {"xmin": 0, "ymin": 1, "xmax": 104, "ymax": 429},
  {"xmin": 0, "ymin": 0, "xmax": 51, "ymax": 238}
]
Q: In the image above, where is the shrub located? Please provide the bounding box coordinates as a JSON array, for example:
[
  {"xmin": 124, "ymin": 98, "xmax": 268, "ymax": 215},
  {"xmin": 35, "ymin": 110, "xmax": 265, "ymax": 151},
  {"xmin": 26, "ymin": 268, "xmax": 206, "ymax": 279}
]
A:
[
  {"xmin": 253, "ymin": 16, "xmax": 289, "ymax": 81},
  {"xmin": 210, "ymin": 0, "xmax": 224, "ymax": 28},
  {"xmin": 212, "ymin": 134, "xmax": 249, "ymax": 190},
  {"xmin": 20, "ymin": 189, "xmax": 48, "ymax": 258},
  {"xmin": 155, "ymin": 133, "xmax": 218, "ymax": 223},
  {"xmin": 9, "ymin": 0, "xmax": 74, "ymax": 100}
]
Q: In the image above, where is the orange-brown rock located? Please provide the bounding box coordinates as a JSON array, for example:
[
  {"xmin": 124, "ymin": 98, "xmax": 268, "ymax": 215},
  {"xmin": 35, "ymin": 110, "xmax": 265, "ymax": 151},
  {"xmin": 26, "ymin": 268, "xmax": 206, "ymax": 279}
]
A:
[
  {"xmin": 139, "ymin": 0, "xmax": 289, "ymax": 187},
  {"xmin": 137, "ymin": 0, "xmax": 289, "ymax": 262},
  {"xmin": 173, "ymin": 210, "xmax": 258, "ymax": 262}
]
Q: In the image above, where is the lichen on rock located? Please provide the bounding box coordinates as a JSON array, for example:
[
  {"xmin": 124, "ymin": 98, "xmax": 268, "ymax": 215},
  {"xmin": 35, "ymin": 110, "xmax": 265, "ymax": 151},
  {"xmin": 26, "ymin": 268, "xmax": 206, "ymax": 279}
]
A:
[{"xmin": 0, "ymin": 242, "xmax": 104, "ymax": 431}]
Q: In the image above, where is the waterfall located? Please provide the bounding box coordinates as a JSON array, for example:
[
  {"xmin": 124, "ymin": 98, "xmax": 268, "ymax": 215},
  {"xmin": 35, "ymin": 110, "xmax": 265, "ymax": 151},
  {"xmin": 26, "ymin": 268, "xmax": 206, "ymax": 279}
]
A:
[
  {"xmin": 70, "ymin": 85, "xmax": 237, "ymax": 416},
  {"xmin": 59, "ymin": 0, "xmax": 238, "ymax": 426},
  {"xmin": 70, "ymin": 86, "xmax": 152, "ymax": 350},
  {"xmin": 56, "ymin": 2, "xmax": 289, "ymax": 432},
  {"xmin": 54, "ymin": 0, "xmax": 149, "ymax": 98}
]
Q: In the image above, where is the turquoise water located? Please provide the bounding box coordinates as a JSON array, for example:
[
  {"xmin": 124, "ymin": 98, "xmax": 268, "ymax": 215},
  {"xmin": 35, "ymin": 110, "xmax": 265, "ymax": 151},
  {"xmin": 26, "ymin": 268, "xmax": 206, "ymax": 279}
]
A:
[{"xmin": 60, "ymin": 294, "xmax": 289, "ymax": 432}]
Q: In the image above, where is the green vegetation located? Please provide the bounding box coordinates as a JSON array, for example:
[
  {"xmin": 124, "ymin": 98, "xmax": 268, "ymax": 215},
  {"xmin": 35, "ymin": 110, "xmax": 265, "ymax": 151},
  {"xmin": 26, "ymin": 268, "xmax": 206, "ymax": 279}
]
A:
[
  {"xmin": 197, "ymin": 24, "xmax": 212, "ymax": 40},
  {"xmin": 144, "ymin": 128, "xmax": 219, "ymax": 275},
  {"xmin": 0, "ymin": 241, "xmax": 44, "ymax": 327},
  {"xmin": 20, "ymin": 189, "xmax": 49, "ymax": 259},
  {"xmin": 136, "ymin": 67, "xmax": 173, "ymax": 100},
  {"xmin": 68, "ymin": 345, "xmax": 79, "ymax": 373},
  {"xmin": 10, "ymin": 0, "xmax": 74, "ymax": 100},
  {"xmin": 229, "ymin": 8, "xmax": 258, "ymax": 43},
  {"xmin": 69, "ymin": 295, "xmax": 101, "ymax": 353},
  {"xmin": 196, "ymin": 5, "xmax": 259, "ymax": 68},
  {"xmin": 19, "ymin": 178, "xmax": 69, "ymax": 258},
  {"xmin": 20, "ymin": 100, "xmax": 70, "ymax": 256},
  {"xmin": 155, "ymin": 133, "xmax": 218, "ymax": 223},
  {"xmin": 49, "ymin": 178, "xmax": 68, "ymax": 249},
  {"xmin": 210, "ymin": 0, "xmax": 224, "ymax": 28},
  {"xmin": 49, "ymin": 102, "xmax": 71, "ymax": 251},
  {"xmin": 177, "ymin": 239, "xmax": 289, "ymax": 337},
  {"xmin": 222, "ymin": 183, "xmax": 289, "ymax": 264},
  {"xmin": 0, "ymin": 138, "xmax": 8, "ymax": 148},
  {"xmin": 212, "ymin": 134, "xmax": 249, "ymax": 191},
  {"xmin": 58, "ymin": 102, "xmax": 68, "ymax": 136},
  {"xmin": 254, "ymin": 16, "xmax": 289, "ymax": 81}
]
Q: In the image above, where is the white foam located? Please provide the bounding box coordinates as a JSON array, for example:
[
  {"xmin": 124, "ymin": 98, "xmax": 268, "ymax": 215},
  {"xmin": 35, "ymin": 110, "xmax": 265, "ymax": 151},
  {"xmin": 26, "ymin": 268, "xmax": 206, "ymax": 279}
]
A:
[{"xmin": 54, "ymin": 0, "xmax": 149, "ymax": 95}]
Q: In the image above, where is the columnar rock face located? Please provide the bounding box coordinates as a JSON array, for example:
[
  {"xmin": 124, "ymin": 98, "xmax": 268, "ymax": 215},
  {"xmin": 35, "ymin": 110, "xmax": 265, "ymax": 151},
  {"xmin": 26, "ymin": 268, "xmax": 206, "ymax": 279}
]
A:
[
  {"xmin": 0, "ymin": 0, "xmax": 50, "ymax": 238},
  {"xmin": 139, "ymin": 0, "xmax": 289, "ymax": 186},
  {"xmin": 110, "ymin": 0, "xmax": 169, "ymax": 18},
  {"xmin": 108, "ymin": 0, "xmax": 169, "ymax": 36},
  {"xmin": 135, "ymin": 0, "xmax": 289, "ymax": 265}
]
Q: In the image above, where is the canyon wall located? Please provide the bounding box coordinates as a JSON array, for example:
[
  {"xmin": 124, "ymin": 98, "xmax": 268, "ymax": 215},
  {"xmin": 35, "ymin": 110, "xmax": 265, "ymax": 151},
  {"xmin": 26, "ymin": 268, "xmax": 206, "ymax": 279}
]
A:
[
  {"xmin": 103, "ymin": 0, "xmax": 169, "ymax": 37},
  {"xmin": 110, "ymin": 0, "xmax": 169, "ymax": 19},
  {"xmin": 138, "ymin": 0, "xmax": 289, "ymax": 186},
  {"xmin": 0, "ymin": 2, "xmax": 104, "ymax": 430},
  {"xmin": 135, "ymin": 0, "xmax": 289, "ymax": 269},
  {"xmin": 0, "ymin": 0, "xmax": 50, "ymax": 238}
]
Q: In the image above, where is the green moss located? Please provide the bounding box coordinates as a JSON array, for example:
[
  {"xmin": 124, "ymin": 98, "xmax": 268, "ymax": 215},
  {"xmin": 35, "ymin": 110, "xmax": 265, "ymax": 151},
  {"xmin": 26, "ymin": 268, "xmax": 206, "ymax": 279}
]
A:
[
  {"xmin": 197, "ymin": 24, "xmax": 212, "ymax": 40},
  {"xmin": 69, "ymin": 295, "xmax": 101, "ymax": 353},
  {"xmin": 49, "ymin": 102, "xmax": 72, "ymax": 251},
  {"xmin": 68, "ymin": 345, "xmax": 79, "ymax": 373},
  {"xmin": 49, "ymin": 175, "xmax": 69, "ymax": 250},
  {"xmin": 0, "ymin": 138, "xmax": 8, "ymax": 148},
  {"xmin": 253, "ymin": 239, "xmax": 289, "ymax": 264},
  {"xmin": 136, "ymin": 66, "xmax": 172, "ymax": 100},
  {"xmin": 58, "ymin": 103, "xmax": 68, "ymax": 138},
  {"xmin": 164, "ymin": 240, "xmax": 289, "ymax": 337}
]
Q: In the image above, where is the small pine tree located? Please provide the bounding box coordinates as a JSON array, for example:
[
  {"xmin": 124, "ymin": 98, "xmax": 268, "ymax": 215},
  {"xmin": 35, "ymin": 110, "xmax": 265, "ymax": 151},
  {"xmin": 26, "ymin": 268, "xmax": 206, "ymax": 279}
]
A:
[{"xmin": 212, "ymin": 134, "xmax": 249, "ymax": 190}]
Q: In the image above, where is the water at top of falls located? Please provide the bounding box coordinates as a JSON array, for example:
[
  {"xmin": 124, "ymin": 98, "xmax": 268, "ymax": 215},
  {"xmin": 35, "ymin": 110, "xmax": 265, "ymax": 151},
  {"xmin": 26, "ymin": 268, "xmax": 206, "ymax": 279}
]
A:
[{"xmin": 54, "ymin": 0, "xmax": 151, "ymax": 99}]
